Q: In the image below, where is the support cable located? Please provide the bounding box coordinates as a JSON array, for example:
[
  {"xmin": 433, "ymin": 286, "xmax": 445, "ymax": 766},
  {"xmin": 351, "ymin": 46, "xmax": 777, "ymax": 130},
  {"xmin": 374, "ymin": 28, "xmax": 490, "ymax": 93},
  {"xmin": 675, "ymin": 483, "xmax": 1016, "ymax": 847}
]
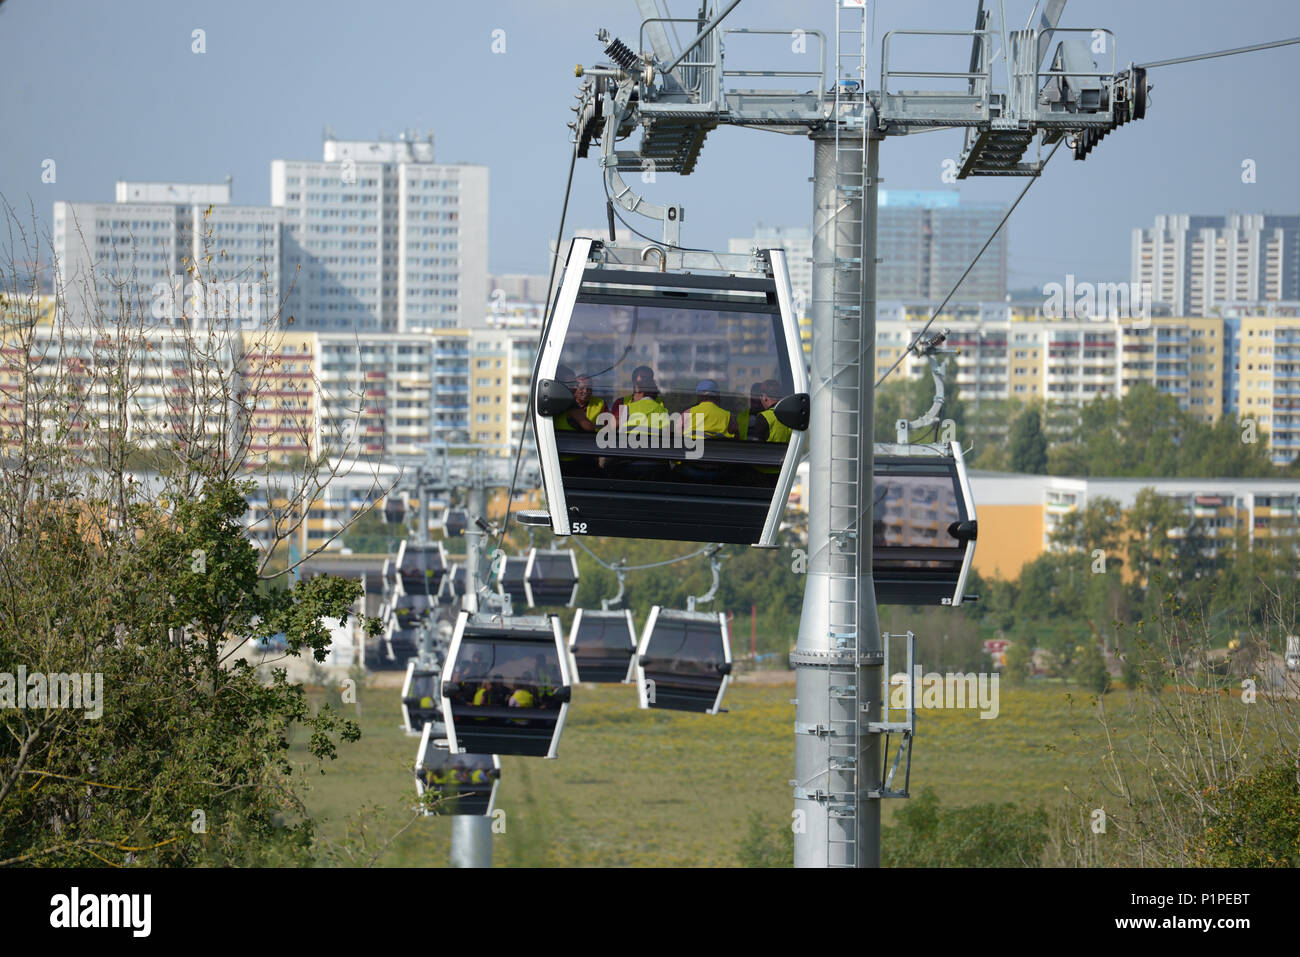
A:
[
  {"xmin": 491, "ymin": 139, "xmax": 579, "ymax": 559},
  {"xmin": 1138, "ymin": 36, "xmax": 1299, "ymax": 70}
]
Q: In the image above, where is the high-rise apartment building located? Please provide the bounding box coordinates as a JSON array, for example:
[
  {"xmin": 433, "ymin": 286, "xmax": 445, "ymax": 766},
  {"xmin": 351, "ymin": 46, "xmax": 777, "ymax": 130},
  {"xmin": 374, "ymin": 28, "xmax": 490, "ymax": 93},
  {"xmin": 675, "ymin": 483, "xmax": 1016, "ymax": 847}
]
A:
[
  {"xmin": 1132, "ymin": 213, "xmax": 1300, "ymax": 316},
  {"xmin": 1117, "ymin": 317, "xmax": 1224, "ymax": 423},
  {"xmin": 469, "ymin": 328, "xmax": 538, "ymax": 453},
  {"xmin": 878, "ymin": 190, "xmax": 1008, "ymax": 301},
  {"xmin": 270, "ymin": 134, "xmax": 488, "ymax": 333},
  {"xmin": 1235, "ymin": 316, "xmax": 1300, "ymax": 465},
  {"xmin": 55, "ymin": 181, "xmax": 282, "ymax": 327}
]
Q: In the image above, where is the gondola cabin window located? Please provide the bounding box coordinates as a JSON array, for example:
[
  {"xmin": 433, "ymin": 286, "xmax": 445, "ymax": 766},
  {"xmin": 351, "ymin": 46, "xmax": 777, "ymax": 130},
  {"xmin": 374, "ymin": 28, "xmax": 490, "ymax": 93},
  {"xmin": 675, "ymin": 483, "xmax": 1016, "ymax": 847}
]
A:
[{"xmin": 555, "ymin": 301, "xmax": 794, "ymax": 487}]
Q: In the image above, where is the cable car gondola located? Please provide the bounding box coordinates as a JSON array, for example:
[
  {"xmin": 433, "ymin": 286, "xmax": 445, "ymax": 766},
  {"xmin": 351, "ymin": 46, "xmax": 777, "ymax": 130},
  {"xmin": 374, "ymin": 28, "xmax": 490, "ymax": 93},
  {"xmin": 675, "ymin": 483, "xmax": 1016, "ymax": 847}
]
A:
[
  {"xmin": 497, "ymin": 555, "xmax": 529, "ymax": 607},
  {"xmin": 441, "ymin": 507, "xmax": 468, "ymax": 539},
  {"xmin": 440, "ymin": 612, "xmax": 572, "ymax": 758},
  {"xmin": 532, "ymin": 238, "xmax": 810, "ymax": 546},
  {"xmin": 568, "ymin": 608, "xmax": 638, "ymax": 684},
  {"xmin": 524, "ymin": 548, "xmax": 580, "ymax": 608},
  {"xmin": 396, "ymin": 539, "xmax": 448, "ymax": 597},
  {"xmin": 871, "ymin": 441, "xmax": 978, "ymax": 606},
  {"xmin": 636, "ymin": 607, "xmax": 732, "ymax": 714},
  {"xmin": 438, "ymin": 564, "xmax": 467, "ymax": 605},
  {"xmin": 392, "ymin": 590, "xmax": 434, "ymax": 623},
  {"xmin": 401, "ymin": 660, "xmax": 443, "ymax": 735},
  {"xmin": 384, "ymin": 621, "xmax": 420, "ymax": 664},
  {"xmin": 414, "ymin": 724, "xmax": 499, "ymax": 816},
  {"xmin": 384, "ymin": 494, "xmax": 408, "ymax": 526}
]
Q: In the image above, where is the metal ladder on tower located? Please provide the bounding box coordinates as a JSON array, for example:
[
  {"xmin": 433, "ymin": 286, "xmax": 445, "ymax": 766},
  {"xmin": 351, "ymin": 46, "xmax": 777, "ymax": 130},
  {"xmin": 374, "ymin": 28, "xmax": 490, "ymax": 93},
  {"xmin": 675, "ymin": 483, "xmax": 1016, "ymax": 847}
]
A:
[{"xmin": 824, "ymin": 0, "xmax": 869, "ymax": 869}]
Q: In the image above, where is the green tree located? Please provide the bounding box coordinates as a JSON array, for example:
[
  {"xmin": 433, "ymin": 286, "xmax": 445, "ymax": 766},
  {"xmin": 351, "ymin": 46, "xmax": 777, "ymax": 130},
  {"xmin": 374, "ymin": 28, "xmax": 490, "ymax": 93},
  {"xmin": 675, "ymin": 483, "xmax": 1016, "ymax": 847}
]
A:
[
  {"xmin": 1124, "ymin": 486, "xmax": 1182, "ymax": 585},
  {"xmin": 341, "ymin": 508, "xmax": 407, "ymax": 555},
  {"xmin": 0, "ymin": 204, "xmax": 381, "ymax": 866},
  {"xmin": 1002, "ymin": 641, "xmax": 1032, "ymax": 685},
  {"xmin": 1047, "ymin": 383, "xmax": 1294, "ymax": 479},
  {"xmin": 1007, "ymin": 406, "xmax": 1048, "ymax": 473},
  {"xmin": 1194, "ymin": 762, "xmax": 1300, "ymax": 867},
  {"xmin": 1071, "ymin": 638, "xmax": 1111, "ymax": 695},
  {"xmin": 1049, "ymin": 496, "xmax": 1123, "ymax": 557}
]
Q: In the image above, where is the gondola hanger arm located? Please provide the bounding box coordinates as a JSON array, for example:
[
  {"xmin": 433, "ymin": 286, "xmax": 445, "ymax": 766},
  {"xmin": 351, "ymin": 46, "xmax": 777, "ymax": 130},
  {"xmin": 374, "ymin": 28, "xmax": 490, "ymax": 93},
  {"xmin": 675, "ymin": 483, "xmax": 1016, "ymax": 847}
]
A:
[
  {"xmin": 599, "ymin": 83, "xmax": 684, "ymax": 246},
  {"xmin": 686, "ymin": 547, "xmax": 724, "ymax": 612},
  {"xmin": 897, "ymin": 331, "xmax": 957, "ymax": 445},
  {"xmin": 600, "ymin": 563, "xmax": 627, "ymax": 611}
]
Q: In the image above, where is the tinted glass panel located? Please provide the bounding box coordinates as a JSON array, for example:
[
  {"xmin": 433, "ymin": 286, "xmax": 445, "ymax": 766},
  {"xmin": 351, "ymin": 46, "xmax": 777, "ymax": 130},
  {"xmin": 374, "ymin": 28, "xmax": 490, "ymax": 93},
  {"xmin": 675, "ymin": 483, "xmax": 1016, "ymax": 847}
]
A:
[
  {"xmin": 447, "ymin": 638, "xmax": 564, "ymax": 709},
  {"xmin": 404, "ymin": 545, "xmax": 445, "ymax": 572},
  {"xmin": 405, "ymin": 672, "xmax": 437, "ymax": 702},
  {"xmin": 561, "ymin": 300, "xmax": 791, "ymax": 413},
  {"xmin": 417, "ymin": 749, "xmax": 495, "ymax": 814},
  {"xmin": 531, "ymin": 552, "xmax": 575, "ymax": 583},
  {"xmin": 872, "ymin": 470, "xmax": 966, "ymax": 568},
  {"xmin": 643, "ymin": 618, "xmax": 725, "ymax": 675},
  {"xmin": 573, "ymin": 615, "xmax": 635, "ymax": 651},
  {"xmin": 553, "ymin": 299, "xmax": 793, "ymax": 485}
]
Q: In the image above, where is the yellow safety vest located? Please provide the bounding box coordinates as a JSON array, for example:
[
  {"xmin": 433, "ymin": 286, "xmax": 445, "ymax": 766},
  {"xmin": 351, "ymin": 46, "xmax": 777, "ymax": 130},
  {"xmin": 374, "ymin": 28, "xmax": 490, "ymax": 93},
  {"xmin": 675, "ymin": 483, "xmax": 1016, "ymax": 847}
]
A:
[
  {"xmin": 736, "ymin": 409, "xmax": 752, "ymax": 441},
  {"xmin": 682, "ymin": 400, "xmax": 735, "ymax": 440},
  {"xmin": 557, "ymin": 397, "xmax": 606, "ymax": 463},
  {"xmin": 555, "ymin": 397, "xmax": 606, "ymax": 431},
  {"xmin": 624, "ymin": 396, "xmax": 669, "ymax": 434},
  {"xmin": 760, "ymin": 408, "xmax": 793, "ymax": 444},
  {"xmin": 509, "ymin": 689, "xmax": 535, "ymax": 708},
  {"xmin": 756, "ymin": 408, "xmax": 792, "ymax": 473}
]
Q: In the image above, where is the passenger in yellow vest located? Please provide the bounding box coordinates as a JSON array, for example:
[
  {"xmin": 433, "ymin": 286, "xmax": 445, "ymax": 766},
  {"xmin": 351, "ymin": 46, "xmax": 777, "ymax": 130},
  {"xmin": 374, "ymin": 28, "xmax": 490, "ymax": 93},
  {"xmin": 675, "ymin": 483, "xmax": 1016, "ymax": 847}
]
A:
[
  {"xmin": 611, "ymin": 365, "xmax": 658, "ymax": 419},
  {"xmin": 554, "ymin": 373, "xmax": 606, "ymax": 433},
  {"xmin": 555, "ymin": 372, "xmax": 607, "ymax": 475},
  {"xmin": 507, "ymin": 678, "xmax": 536, "ymax": 726},
  {"xmin": 681, "ymin": 380, "xmax": 738, "ymax": 441},
  {"xmin": 751, "ymin": 379, "xmax": 793, "ymax": 483},
  {"xmin": 507, "ymin": 683, "xmax": 536, "ymax": 709},
  {"xmin": 610, "ymin": 366, "xmax": 670, "ymax": 480},
  {"xmin": 472, "ymin": 675, "xmax": 504, "ymax": 721},
  {"xmin": 677, "ymin": 380, "xmax": 740, "ymax": 482}
]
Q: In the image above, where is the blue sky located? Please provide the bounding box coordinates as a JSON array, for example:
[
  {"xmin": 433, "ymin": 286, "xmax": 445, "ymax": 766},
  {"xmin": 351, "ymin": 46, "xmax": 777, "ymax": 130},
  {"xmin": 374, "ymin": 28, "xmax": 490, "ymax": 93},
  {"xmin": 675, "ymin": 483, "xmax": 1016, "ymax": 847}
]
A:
[{"xmin": 1, "ymin": 0, "xmax": 1296, "ymax": 288}]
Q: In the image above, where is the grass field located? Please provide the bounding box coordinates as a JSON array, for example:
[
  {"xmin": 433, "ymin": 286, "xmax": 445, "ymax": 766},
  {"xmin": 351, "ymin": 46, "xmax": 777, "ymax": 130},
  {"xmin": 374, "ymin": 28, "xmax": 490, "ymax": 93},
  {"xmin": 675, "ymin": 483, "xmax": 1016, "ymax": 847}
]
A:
[{"xmin": 294, "ymin": 675, "xmax": 1131, "ymax": 867}]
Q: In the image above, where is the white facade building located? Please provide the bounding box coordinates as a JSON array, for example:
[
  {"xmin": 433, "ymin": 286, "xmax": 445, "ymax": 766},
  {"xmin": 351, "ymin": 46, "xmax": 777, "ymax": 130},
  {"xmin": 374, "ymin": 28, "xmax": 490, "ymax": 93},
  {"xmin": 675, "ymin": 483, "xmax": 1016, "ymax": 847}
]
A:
[
  {"xmin": 53, "ymin": 182, "xmax": 281, "ymax": 327},
  {"xmin": 271, "ymin": 134, "xmax": 488, "ymax": 333},
  {"xmin": 1133, "ymin": 213, "xmax": 1300, "ymax": 316}
]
